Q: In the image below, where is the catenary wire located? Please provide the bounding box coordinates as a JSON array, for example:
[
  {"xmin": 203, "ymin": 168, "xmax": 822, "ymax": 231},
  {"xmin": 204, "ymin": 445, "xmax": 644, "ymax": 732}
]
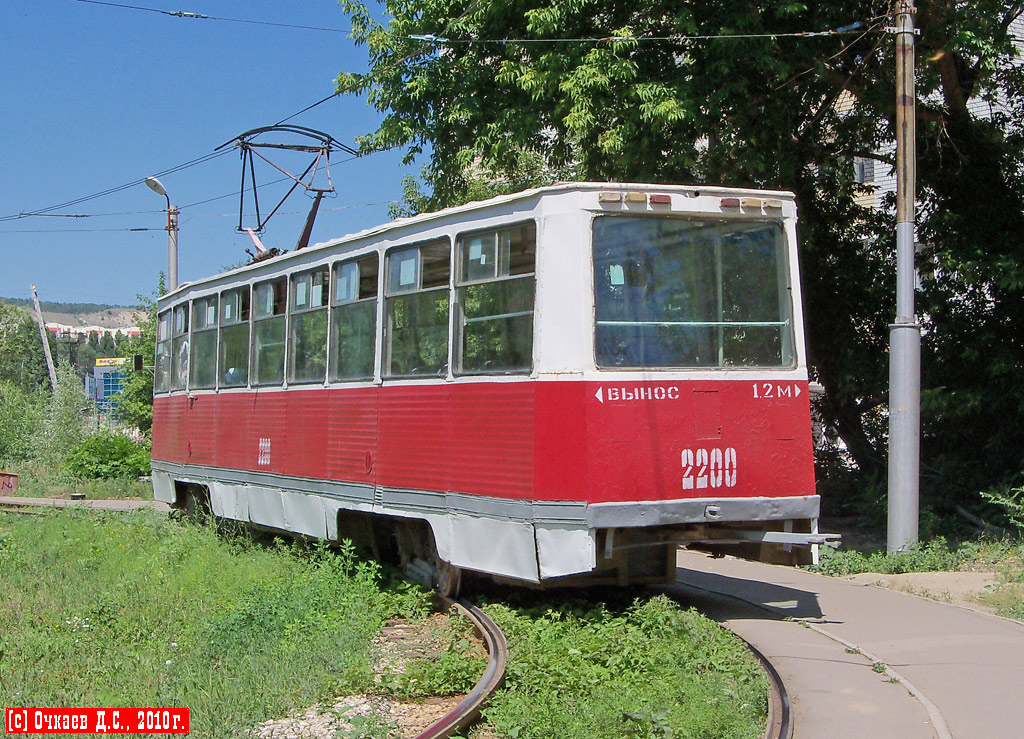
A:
[
  {"xmin": 71, "ymin": 0, "xmax": 353, "ymax": 34},
  {"xmin": 406, "ymin": 17, "xmax": 888, "ymax": 45},
  {"xmin": 0, "ymin": 150, "xmax": 231, "ymax": 222}
]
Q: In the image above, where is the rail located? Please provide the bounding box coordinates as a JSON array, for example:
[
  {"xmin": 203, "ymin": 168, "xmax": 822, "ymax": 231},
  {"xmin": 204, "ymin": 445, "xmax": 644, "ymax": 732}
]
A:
[{"xmin": 414, "ymin": 596, "xmax": 508, "ymax": 739}]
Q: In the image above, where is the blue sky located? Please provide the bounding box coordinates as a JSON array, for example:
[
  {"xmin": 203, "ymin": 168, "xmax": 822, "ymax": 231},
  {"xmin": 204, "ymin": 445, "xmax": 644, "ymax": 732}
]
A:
[{"xmin": 0, "ymin": 0, "xmax": 410, "ymax": 306}]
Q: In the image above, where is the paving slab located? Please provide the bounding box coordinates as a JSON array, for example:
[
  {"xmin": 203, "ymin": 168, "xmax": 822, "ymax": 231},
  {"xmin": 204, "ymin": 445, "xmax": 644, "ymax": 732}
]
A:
[
  {"xmin": 674, "ymin": 549, "xmax": 1024, "ymax": 739},
  {"xmin": 0, "ymin": 496, "xmax": 170, "ymax": 513}
]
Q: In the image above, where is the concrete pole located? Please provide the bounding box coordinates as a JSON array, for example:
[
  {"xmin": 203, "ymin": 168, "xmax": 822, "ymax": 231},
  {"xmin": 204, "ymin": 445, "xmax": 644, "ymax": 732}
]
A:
[
  {"xmin": 30, "ymin": 283, "xmax": 58, "ymax": 391},
  {"xmin": 167, "ymin": 204, "xmax": 179, "ymax": 291},
  {"xmin": 887, "ymin": 0, "xmax": 921, "ymax": 552}
]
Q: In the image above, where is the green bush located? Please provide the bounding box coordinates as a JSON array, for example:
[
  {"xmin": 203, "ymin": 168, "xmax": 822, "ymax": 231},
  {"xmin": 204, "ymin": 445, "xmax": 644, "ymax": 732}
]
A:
[
  {"xmin": 66, "ymin": 432, "xmax": 151, "ymax": 479},
  {"xmin": 980, "ymin": 485, "xmax": 1024, "ymax": 532},
  {"xmin": 809, "ymin": 537, "xmax": 969, "ymax": 577}
]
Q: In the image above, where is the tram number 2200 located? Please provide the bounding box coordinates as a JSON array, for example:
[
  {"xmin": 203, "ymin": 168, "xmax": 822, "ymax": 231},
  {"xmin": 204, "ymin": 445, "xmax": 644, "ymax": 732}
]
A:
[{"xmin": 681, "ymin": 447, "xmax": 738, "ymax": 490}]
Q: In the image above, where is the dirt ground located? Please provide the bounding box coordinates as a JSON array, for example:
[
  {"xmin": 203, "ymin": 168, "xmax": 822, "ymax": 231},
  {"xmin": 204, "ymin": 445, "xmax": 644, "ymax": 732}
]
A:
[
  {"xmin": 251, "ymin": 612, "xmax": 478, "ymax": 739},
  {"xmin": 842, "ymin": 570, "xmax": 1001, "ymax": 614}
]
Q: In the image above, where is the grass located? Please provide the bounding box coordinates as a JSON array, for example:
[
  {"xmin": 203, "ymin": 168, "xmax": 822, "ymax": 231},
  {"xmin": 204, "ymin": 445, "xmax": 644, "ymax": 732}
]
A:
[
  {"xmin": 809, "ymin": 536, "xmax": 1024, "ymax": 621},
  {"xmin": 0, "ymin": 508, "xmax": 430, "ymax": 738},
  {"xmin": 471, "ymin": 594, "xmax": 768, "ymax": 739},
  {"xmin": 973, "ymin": 541, "xmax": 1024, "ymax": 620},
  {"xmin": 0, "ymin": 460, "xmax": 152, "ymax": 500}
]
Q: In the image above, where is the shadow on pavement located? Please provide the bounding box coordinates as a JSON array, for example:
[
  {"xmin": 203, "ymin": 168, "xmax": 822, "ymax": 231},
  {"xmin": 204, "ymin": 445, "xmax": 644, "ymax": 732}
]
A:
[{"xmin": 670, "ymin": 565, "xmax": 828, "ymax": 622}]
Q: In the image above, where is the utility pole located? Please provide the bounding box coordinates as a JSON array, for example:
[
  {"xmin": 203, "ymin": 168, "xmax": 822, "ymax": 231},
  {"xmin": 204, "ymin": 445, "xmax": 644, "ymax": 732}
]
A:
[
  {"xmin": 168, "ymin": 204, "xmax": 179, "ymax": 291},
  {"xmin": 30, "ymin": 284, "xmax": 58, "ymax": 391},
  {"xmin": 145, "ymin": 176, "xmax": 178, "ymax": 291},
  {"xmin": 888, "ymin": 0, "xmax": 921, "ymax": 552}
]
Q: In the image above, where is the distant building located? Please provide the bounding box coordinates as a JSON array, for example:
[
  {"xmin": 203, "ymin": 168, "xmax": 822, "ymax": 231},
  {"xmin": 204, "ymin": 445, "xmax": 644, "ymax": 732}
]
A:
[
  {"xmin": 85, "ymin": 357, "xmax": 126, "ymax": 413},
  {"xmin": 45, "ymin": 323, "xmax": 141, "ymax": 339}
]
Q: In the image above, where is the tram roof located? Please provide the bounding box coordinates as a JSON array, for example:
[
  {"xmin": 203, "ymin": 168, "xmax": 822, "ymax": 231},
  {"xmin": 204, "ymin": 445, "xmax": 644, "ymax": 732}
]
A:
[{"xmin": 160, "ymin": 181, "xmax": 796, "ymax": 305}]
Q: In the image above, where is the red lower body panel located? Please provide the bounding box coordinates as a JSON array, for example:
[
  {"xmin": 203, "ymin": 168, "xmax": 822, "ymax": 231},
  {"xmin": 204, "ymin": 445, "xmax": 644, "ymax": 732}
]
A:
[{"xmin": 152, "ymin": 379, "xmax": 815, "ymax": 506}]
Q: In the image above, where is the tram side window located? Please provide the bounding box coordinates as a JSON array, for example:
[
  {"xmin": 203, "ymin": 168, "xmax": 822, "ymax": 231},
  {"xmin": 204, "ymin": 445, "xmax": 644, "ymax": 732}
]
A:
[
  {"xmin": 385, "ymin": 240, "xmax": 450, "ymax": 377},
  {"xmin": 189, "ymin": 295, "xmax": 218, "ymax": 389},
  {"xmin": 455, "ymin": 222, "xmax": 536, "ymax": 374},
  {"xmin": 593, "ymin": 216, "xmax": 793, "ymax": 368},
  {"xmin": 252, "ymin": 278, "xmax": 287, "ymax": 385},
  {"xmin": 219, "ymin": 287, "xmax": 250, "ymax": 387},
  {"xmin": 329, "ymin": 254, "xmax": 378, "ymax": 381},
  {"xmin": 155, "ymin": 310, "xmax": 172, "ymax": 393},
  {"xmin": 288, "ymin": 267, "xmax": 329, "ymax": 384},
  {"xmin": 171, "ymin": 304, "xmax": 189, "ymax": 390}
]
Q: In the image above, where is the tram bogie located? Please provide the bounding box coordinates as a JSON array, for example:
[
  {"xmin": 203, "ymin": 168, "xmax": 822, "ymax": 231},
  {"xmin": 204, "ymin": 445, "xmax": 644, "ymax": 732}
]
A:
[{"xmin": 151, "ymin": 183, "xmax": 831, "ymax": 587}]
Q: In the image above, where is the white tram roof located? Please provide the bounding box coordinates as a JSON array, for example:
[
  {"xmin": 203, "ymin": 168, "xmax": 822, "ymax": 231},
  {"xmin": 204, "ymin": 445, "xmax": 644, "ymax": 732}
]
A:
[{"xmin": 160, "ymin": 181, "xmax": 796, "ymax": 305}]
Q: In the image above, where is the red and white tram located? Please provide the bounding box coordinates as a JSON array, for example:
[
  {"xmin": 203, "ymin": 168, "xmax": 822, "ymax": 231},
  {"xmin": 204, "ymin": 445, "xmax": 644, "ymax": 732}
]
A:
[{"xmin": 151, "ymin": 183, "xmax": 825, "ymax": 588}]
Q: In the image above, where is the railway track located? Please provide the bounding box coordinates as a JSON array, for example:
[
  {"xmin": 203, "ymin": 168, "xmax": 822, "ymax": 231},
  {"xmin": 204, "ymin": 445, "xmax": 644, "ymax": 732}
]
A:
[
  {"xmin": 413, "ymin": 596, "xmax": 508, "ymax": 739},
  {"xmin": 416, "ymin": 589, "xmax": 790, "ymax": 739},
  {"xmin": 737, "ymin": 629, "xmax": 793, "ymax": 739}
]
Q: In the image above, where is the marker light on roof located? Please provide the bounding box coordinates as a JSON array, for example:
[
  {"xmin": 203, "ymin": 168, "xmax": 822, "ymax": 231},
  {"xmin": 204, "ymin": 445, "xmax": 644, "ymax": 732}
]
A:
[
  {"xmin": 624, "ymin": 192, "xmax": 647, "ymax": 203},
  {"xmin": 649, "ymin": 194, "xmax": 671, "ymax": 205},
  {"xmin": 720, "ymin": 197, "xmax": 741, "ymax": 208},
  {"xmin": 741, "ymin": 197, "xmax": 762, "ymax": 208},
  {"xmin": 599, "ymin": 192, "xmax": 623, "ymax": 203},
  {"xmin": 764, "ymin": 199, "xmax": 784, "ymax": 210}
]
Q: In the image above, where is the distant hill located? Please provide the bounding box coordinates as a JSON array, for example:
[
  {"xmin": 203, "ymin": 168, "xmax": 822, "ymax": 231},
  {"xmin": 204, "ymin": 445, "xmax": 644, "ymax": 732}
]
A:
[{"xmin": 0, "ymin": 298, "xmax": 142, "ymax": 330}]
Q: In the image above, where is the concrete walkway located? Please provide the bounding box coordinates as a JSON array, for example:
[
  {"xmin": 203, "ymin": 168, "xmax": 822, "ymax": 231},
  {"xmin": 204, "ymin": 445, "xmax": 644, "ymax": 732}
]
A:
[
  {"xmin": 672, "ymin": 549, "xmax": 1024, "ymax": 739},
  {"xmin": 0, "ymin": 496, "xmax": 170, "ymax": 513}
]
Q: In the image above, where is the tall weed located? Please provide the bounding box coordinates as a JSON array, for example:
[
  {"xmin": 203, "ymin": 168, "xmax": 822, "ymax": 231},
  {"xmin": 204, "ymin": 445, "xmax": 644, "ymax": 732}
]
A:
[
  {"xmin": 35, "ymin": 363, "xmax": 88, "ymax": 471},
  {"xmin": 0, "ymin": 380, "xmax": 45, "ymax": 463}
]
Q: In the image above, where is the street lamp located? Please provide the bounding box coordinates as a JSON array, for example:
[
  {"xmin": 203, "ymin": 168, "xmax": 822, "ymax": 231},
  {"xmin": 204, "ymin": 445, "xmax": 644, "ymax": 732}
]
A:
[{"xmin": 145, "ymin": 176, "xmax": 178, "ymax": 291}]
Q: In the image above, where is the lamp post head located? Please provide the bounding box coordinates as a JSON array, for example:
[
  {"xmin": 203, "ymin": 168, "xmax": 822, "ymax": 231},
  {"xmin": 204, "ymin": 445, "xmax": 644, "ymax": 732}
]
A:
[{"xmin": 144, "ymin": 176, "xmax": 167, "ymax": 197}]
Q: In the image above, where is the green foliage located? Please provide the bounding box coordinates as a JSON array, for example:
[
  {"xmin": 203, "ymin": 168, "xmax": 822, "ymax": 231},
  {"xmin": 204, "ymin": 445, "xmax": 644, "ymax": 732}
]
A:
[
  {"xmin": 115, "ymin": 278, "xmax": 162, "ymax": 435},
  {"xmin": 65, "ymin": 432, "xmax": 151, "ymax": 480},
  {"xmin": 808, "ymin": 537, "xmax": 970, "ymax": 577},
  {"xmin": 980, "ymin": 485, "xmax": 1024, "ymax": 532},
  {"xmin": 336, "ymin": 711, "xmax": 399, "ymax": 739},
  {"xmin": 34, "ymin": 363, "xmax": 89, "ymax": 472},
  {"xmin": 337, "ymin": 0, "xmax": 1024, "ymax": 517},
  {"xmin": 0, "ymin": 302, "xmax": 51, "ymax": 392},
  {"xmin": 477, "ymin": 595, "xmax": 767, "ymax": 739},
  {"xmin": 0, "ymin": 380, "xmax": 46, "ymax": 462}
]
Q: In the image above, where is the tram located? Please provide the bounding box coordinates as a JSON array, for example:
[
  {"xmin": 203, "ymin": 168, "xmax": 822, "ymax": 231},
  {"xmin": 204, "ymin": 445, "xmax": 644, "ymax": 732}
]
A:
[{"xmin": 150, "ymin": 183, "xmax": 827, "ymax": 589}]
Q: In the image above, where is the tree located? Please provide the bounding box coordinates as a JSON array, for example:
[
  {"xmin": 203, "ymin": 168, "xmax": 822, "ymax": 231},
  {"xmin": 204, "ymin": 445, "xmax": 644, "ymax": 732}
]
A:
[
  {"xmin": 0, "ymin": 303, "xmax": 51, "ymax": 392},
  {"xmin": 337, "ymin": 0, "xmax": 1024, "ymax": 514},
  {"xmin": 115, "ymin": 277, "xmax": 163, "ymax": 435}
]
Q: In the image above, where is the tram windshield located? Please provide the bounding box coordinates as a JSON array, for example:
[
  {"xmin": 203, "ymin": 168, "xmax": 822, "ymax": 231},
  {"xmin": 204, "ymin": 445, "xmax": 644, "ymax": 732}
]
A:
[{"xmin": 593, "ymin": 215, "xmax": 793, "ymax": 368}]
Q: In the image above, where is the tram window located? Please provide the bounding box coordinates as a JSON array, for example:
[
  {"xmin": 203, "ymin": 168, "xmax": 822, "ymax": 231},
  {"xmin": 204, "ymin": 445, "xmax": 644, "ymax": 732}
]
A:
[
  {"xmin": 189, "ymin": 295, "xmax": 218, "ymax": 389},
  {"xmin": 171, "ymin": 304, "xmax": 189, "ymax": 390},
  {"xmin": 385, "ymin": 240, "xmax": 450, "ymax": 377},
  {"xmin": 593, "ymin": 216, "xmax": 793, "ymax": 368},
  {"xmin": 455, "ymin": 222, "xmax": 535, "ymax": 374},
  {"xmin": 288, "ymin": 267, "xmax": 329, "ymax": 384},
  {"xmin": 330, "ymin": 254, "xmax": 378, "ymax": 381},
  {"xmin": 252, "ymin": 278, "xmax": 287, "ymax": 385},
  {"xmin": 155, "ymin": 310, "xmax": 172, "ymax": 393},
  {"xmin": 219, "ymin": 287, "xmax": 250, "ymax": 388}
]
